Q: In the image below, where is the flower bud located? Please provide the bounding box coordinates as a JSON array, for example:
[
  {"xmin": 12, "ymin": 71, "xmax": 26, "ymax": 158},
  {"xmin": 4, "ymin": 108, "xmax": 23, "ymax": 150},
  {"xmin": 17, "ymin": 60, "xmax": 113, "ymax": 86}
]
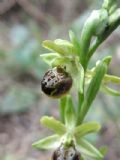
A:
[{"xmin": 41, "ymin": 67, "xmax": 72, "ymax": 98}]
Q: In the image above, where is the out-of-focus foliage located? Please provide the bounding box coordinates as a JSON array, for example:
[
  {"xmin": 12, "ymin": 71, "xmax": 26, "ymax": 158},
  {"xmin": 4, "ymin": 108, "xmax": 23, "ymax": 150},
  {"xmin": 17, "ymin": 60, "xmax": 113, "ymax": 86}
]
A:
[
  {"xmin": 1, "ymin": 155, "xmax": 16, "ymax": 160},
  {"xmin": 0, "ymin": 86, "xmax": 39, "ymax": 114},
  {"xmin": 0, "ymin": 25, "xmax": 48, "ymax": 114}
]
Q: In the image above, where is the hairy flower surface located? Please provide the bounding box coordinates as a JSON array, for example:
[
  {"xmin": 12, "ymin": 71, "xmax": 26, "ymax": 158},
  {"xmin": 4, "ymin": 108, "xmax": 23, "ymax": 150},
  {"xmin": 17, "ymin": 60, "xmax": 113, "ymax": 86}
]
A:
[{"xmin": 41, "ymin": 67, "xmax": 73, "ymax": 98}]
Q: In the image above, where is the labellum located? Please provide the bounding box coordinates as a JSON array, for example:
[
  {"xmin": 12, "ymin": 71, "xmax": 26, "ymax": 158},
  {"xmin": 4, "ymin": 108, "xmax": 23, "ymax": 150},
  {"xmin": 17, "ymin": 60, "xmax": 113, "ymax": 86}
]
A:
[
  {"xmin": 41, "ymin": 67, "xmax": 73, "ymax": 98},
  {"xmin": 52, "ymin": 144, "xmax": 81, "ymax": 160}
]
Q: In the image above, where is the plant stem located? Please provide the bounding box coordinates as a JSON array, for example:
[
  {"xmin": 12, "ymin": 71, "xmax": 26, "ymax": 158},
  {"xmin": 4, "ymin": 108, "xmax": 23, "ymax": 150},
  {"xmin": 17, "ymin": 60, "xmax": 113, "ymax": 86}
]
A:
[
  {"xmin": 77, "ymin": 92, "xmax": 84, "ymax": 125},
  {"xmin": 59, "ymin": 96, "xmax": 67, "ymax": 123}
]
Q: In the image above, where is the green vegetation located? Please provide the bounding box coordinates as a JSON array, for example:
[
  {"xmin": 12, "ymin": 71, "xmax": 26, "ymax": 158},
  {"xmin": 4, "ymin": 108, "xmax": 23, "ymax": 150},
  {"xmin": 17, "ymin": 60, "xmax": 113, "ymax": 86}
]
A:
[{"xmin": 33, "ymin": 0, "xmax": 120, "ymax": 159}]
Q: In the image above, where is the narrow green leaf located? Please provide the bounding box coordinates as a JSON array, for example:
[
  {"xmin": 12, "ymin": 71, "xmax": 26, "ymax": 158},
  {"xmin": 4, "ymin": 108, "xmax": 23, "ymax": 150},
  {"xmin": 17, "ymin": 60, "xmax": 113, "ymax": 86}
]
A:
[
  {"xmin": 77, "ymin": 138, "xmax": 103, "ymax": 159},
  {"xmin": 40, "ymin": 53, "xmax": 61, "ymax": 66},
  {"xmin": 78, "ymin": 61, "xmax": 107, "ymax": 123},
  {"xmin": 102, "ymin": 85, "xmax": 120, "ymax": 96},
  {"xmin": 69, "ymin": 30, "xmax": 81, "ymax": 55},
  {"xmin": 41, "ymin": 116, "xmax": 66, "ymax": 135},
  {"xmin": 65, "ymin": 95, "xmax": 76, "ymax": 129},
  {"xmin": 32, "ymin": 134, "xmax": 60, "ymax": 150},
  {"xmin": 74, "ymin": 122, "xmax": 101, "ymax": 138}
]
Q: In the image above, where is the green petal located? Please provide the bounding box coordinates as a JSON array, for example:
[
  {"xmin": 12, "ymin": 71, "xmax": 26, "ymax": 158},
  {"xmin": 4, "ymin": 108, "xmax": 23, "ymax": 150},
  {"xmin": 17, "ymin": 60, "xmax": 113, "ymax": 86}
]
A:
[
  {"xmin": 76, "ymin": 138, "xmax": 103, "ymax": 159},
  {"xmin": 41, "ymin": 116, "xmax": 66, "ymax": 135},
  {"xmin": 32, "ymin": 134, "xmax": 61, "ymax": 150},
  {"xmin": 74, "ymin": 122, "xmax": 101, "ymax": 138},
  {"xmin": 40, "ymin": 53, "xmax": 61, "ymax": 66}
]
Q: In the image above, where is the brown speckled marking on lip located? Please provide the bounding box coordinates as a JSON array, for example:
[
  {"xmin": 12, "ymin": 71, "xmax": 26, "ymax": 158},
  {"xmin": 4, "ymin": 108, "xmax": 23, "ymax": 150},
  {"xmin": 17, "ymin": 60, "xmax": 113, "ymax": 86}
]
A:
[
  {"xmin": 41, "ymin": 67, "xmax": 73, "ymax": 98},
  {"xmin": 52, "ymin": 145, "xmax": 81, "ymax": 160}
]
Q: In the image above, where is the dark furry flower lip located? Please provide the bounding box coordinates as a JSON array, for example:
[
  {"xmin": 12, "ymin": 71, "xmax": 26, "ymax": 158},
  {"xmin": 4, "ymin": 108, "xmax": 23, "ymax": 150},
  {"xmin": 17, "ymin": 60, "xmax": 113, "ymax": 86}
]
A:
[
  {"xmin": 52, "ymin": 144, "xmax": 81, "ymax": 160},
  {"xmin": 41, "ymin": 67, "xmax": 73, "ymax": 98}
]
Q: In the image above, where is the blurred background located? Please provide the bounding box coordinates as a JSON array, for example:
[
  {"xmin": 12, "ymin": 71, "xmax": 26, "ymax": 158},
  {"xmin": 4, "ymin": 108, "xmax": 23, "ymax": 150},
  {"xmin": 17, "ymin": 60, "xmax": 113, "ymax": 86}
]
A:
[{"xmin": 0, "ymin": 0, "xmax": 120, "ymax": 160}]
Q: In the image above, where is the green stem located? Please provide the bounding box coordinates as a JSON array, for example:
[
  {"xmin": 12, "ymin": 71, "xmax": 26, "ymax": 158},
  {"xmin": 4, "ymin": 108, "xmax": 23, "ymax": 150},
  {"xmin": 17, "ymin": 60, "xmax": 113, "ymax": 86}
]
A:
[
  {"xmin": 77, "ymin": 92, "xmax": 84, "ymax": 125},
  {"xmin": 59, "ymin": 96, "xmax": 67, "ymax": 123}
]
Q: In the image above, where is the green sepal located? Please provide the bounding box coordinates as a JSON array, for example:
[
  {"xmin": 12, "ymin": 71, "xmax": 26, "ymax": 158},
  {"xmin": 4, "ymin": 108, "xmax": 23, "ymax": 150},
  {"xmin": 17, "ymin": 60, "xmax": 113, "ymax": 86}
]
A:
[
  {"xmin": 78, "ymin": 60, "xmax": 107, "ymax": 123},
  {"xmin": 69, "ymin": 30, "xmax": 81, "ymax": 55},
  {"xmin": 103, "ymin": 74, "xmax": 120, "ymax": 84},
  {"xmin": 41, "ymin": 116, "xmax": 66, "ymax": 135},
  {"xmin": 32, "ymin": 134, "xmax": 61, "ymax": 150},
  {"xmin": 42, "ymin": 39, "xmax": 76, "ymax": 55},
  {"xmin": 54, "ymin": 39, "xmax": 76, "ymax": 54},
  {"xmin": 102, "ymin": 85, "xmax": 120, "ymax": 96},
  {"xmin": 40, "ymin": 53, "xmax": 61, "ymax": 66},
  {"xmin": 74, "ymin": 122, "xmax": 101, "ymax": 138},
  {"xmin": 65, "ymin": 57, "xmax": 84, "ymax": 93},
  {"xmin": 65, "ymin": 95, "xmax": 76, "ymax": 130},
  {"xmin": 76, "ymin": 138, "xmax": 103, "ymax": 159}
]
